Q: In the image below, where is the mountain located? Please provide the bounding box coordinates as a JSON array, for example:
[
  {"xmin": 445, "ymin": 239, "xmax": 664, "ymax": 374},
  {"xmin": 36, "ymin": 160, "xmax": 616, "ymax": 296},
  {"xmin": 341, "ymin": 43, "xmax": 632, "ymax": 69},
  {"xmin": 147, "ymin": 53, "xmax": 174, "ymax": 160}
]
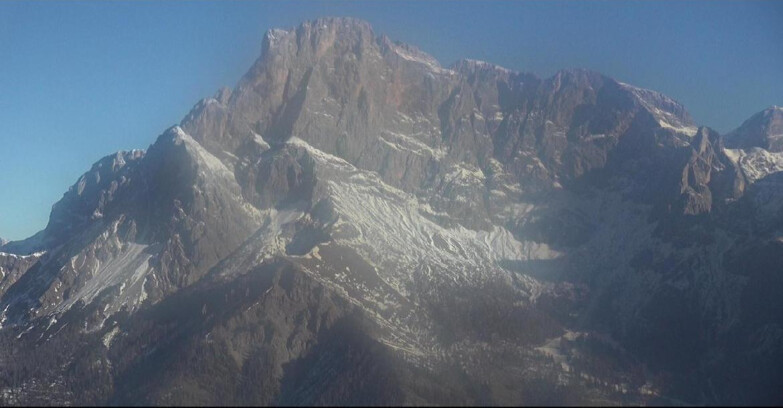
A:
[
  {"xmin": 726, "ymin": 106, "xmax": 783, "ymax": 151},
  {"xmin": 0, "ymin": 17, "xmax": 781, "ymax": 405}
]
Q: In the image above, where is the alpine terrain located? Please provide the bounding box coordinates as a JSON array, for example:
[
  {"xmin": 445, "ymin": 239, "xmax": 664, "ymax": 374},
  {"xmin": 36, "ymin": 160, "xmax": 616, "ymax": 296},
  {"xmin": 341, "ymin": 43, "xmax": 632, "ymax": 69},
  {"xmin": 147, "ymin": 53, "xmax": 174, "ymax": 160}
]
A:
[{"xmin": 1, "ymin": 18, "xmax": 781, "ymax": 405}]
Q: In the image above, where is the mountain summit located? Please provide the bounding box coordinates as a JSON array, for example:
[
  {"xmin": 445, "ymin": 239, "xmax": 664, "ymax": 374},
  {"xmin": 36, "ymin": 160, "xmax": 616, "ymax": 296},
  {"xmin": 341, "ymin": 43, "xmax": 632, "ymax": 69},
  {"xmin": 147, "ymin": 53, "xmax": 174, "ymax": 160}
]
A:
[
  {"xmin": 726, "ymin": 105, "xmax": 783, "ymax": 151},
  {"xmin": 0, "ymin": 18, "xmax": 781, "ymax": 406}
]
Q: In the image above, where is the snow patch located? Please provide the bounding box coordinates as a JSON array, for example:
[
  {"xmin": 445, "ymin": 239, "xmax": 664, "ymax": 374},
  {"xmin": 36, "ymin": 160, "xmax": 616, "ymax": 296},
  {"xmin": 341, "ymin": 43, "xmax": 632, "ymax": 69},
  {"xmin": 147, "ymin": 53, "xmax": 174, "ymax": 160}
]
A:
[
  {"xmin": 724, "ymin": 147, "xmax": 783, "ymax": 182},
  {"xmin": 391, "ymin": 44, "xmax": 455, "ymax": 76},
  {"xmin": 378, "ymin": 130, "xmax": 446, "ymax": 159},
  {"xmin": 58, "ymin": 242, "xmax": 152, "ymax": 313},
  {"xmin": 172, "ymin": 126, "xmax": 234, "ymax": 177},
  {"xmin": 657, "ymin": 118, "xmax": 698, "ymax": 137},
  {"xmin": 0, "ymin": 251, "xmax": 46, "ymax": 260},
  {"xmin": 444, "ymin": 162, "xmax": 485, "ymax": 186},
  {"xmin": 102, "ymin": 326, "xmax": 121, "ymax": 348},
  {"xmin": 253, "ymin": 132, "xmax": 271, "ymax": 150}
]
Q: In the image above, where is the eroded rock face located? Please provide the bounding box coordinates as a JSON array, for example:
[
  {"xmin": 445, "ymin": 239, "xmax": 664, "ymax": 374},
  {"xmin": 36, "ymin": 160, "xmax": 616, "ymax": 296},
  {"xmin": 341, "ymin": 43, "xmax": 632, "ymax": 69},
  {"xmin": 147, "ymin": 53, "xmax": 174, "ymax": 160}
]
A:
[
  {"xmin": 1, "ymin": 17, "xmax": 781, "ymax": 406},
  {"xmin": 47, "ymin": 151, "xmax": 146, "ymax": 242},
  {"xmin": 676, "ymin": 128, "xmax": 725, "ymax": 215},
  {"xmin": 0, "ymin": 253, "xmax": 43, "ymax": 308},
  {"xmin": 177, "ymin": 18, "xmax": 707, "ymax": 231}
]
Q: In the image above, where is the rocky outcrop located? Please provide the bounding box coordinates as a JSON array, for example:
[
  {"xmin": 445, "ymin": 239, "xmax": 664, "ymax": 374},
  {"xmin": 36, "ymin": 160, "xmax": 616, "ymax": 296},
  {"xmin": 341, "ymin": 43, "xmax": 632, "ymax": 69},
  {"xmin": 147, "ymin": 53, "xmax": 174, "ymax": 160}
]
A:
[
  {"xmin": 0, "ymin": 252, "xmax": 44, "ymax": 308},
  {"xmin": 677, "ymin": 128, "xmax": 725, "ymax": 215}
]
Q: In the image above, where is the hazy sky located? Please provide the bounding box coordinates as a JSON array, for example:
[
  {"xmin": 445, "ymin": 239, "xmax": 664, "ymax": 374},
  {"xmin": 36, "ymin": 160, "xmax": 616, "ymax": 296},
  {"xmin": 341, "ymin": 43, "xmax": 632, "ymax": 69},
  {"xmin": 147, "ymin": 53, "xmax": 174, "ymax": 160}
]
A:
[{"xmin": 1, "ymin": 0, "xmax": 781, "ymax": 240}]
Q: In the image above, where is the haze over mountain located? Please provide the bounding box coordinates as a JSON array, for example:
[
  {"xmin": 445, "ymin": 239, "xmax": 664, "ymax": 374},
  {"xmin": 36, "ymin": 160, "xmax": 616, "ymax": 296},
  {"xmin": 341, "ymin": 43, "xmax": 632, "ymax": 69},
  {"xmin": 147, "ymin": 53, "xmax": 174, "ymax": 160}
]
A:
[{"xmin": 0, "ymin": 18, "xmax": 781, "ymax": 405}]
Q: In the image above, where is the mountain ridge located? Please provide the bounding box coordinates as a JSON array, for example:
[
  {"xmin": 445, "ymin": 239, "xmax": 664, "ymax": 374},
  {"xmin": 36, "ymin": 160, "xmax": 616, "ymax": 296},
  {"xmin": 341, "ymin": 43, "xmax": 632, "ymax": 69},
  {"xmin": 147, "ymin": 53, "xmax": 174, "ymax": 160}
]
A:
[{"xmin": 1, "ymin": 17, "xmax": 781, "ymax": 406}]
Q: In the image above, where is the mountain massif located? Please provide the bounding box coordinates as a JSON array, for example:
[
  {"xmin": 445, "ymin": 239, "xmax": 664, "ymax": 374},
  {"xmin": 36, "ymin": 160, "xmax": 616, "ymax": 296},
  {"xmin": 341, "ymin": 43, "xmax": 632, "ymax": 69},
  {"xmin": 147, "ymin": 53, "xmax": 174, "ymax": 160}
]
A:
[{"xmin": 1, "ymin": 18, "xmax": 781, "ymax": 405}]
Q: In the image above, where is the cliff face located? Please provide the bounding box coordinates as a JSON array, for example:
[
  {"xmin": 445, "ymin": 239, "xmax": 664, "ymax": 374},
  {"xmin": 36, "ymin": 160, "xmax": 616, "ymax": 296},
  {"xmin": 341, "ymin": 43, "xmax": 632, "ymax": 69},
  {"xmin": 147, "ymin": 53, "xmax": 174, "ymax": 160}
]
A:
[{"xmin": 0, "ymin": 17, "xmax": 781, "ymax": 406}]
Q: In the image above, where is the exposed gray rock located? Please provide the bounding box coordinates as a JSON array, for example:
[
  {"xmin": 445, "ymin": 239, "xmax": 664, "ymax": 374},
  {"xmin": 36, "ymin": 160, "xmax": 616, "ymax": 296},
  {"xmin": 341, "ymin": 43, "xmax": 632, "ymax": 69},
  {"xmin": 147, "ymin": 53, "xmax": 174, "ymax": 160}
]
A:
[
  {"xmin": 0, "ymin": 17, "xmax": 781, "ymax": 406},
  {"xmin": 726, "ymin": 106, "xmax": 783, "ymax": 151}
]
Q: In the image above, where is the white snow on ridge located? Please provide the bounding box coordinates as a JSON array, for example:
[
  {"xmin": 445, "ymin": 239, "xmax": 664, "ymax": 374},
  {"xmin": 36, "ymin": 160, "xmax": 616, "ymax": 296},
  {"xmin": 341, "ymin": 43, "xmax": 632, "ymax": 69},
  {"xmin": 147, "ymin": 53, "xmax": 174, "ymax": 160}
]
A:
[
  {"xmin": 391, "ymin": 44, "xmax": 455, "ymax": 76},
  {"xmin": 724, "ymin": 147, "xmax": 783, "ymax": 182},
  {"xmin": 298, "ymin": 139, "xmax": 554, "ymax": 358},
  {"xmin": 288, "ymin": 136, "xmax": 353, "ymax": 169},
  {"xmin": 279, "ymin": 137, "xmax": 556, "ymax": 360},
  {"xmin": 461, "ymin": 59, "xmax": 514, "ymax": 75},
  {"xmin": 648, "ymin": 106, "xmax": 698, "ymax": 137},
  {"xmin": 378, "ymin": 130, "xmax": 447, "ymax": 160},
  {"xmin": 0, "ymin": 251, "xmax": 46, "ymax": 260},
  {"xmin": 618, "ymin": 82, "xmax": 697, "ymax": 137},
  {"xmin": 252, "ymin": 132, "xmax": 271, "ymax": 150},
  {"xmin": 172, "ymin": 126, "xmax": 234, "ymax": 178},
  {"xmin": 657, "ymin": 119, "xmax": 699, "ymax": 137},
  {"xmin": 288, "ymin": 137, "xmax": 554, "ymax": 295},
  {"xmin": 444, "ymin": 162, "xmax": 485, "ymax": 187},
  {"xmin": 173, "ymin": 126, "xmax": 263, "ymax": 221},
  {"xmin": 58, "ymin": 242, "xmax": 153, "ymax": 314},
  {"xmin": 102, "ymin": 326, "xmax": 121, "ymax": 348}
]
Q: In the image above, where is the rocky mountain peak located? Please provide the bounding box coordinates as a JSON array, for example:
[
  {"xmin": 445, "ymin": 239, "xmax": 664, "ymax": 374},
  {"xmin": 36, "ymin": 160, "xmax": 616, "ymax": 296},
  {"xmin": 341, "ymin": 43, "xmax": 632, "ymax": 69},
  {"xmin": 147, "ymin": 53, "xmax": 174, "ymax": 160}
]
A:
[
  {"xmin": 616, "ymin": 81, "xmax": 695, "ymax": 132},
  {"xmin": 2, "ymin": 17, "xmax": 781, "ymax": 406},
  {"xmin": 726, "ymin": 105, "xmax": 783, "ymax": 151},
  {"xmin": 262, "ymin": 17, "xmax": 375, "ymax": 47},
  {"xmin": 253, "ymin": 17, "xmax": 377, "ymax": 79},
  {"xmin": 40, "ymin": 149, "xmax": 145, "ymax": 248}
]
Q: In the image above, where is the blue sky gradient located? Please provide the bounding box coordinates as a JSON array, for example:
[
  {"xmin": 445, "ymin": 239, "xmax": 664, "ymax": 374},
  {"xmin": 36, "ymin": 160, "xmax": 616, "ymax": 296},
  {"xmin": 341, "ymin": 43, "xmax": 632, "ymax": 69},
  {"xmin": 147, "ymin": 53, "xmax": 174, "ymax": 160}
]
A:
[{"xmin": 1, "ymin": 0, "xmax": 781, "ymax": 240}]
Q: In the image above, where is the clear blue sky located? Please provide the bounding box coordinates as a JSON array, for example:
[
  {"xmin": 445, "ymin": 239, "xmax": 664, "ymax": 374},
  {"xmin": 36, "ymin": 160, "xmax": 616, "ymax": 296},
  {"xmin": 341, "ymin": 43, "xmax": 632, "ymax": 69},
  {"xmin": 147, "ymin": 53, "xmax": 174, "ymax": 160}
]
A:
[{"xmin": 1, "ymin": 1, "xmax": 781, "ymax": 240}]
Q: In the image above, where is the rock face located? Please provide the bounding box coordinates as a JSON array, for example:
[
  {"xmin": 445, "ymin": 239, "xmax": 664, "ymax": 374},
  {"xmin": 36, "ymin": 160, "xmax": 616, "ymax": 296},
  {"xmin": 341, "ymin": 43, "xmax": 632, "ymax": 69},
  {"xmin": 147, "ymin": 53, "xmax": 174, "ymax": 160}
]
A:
[
  {"xmin": 726, "ymin": 106, "xmax": 783, "ymax": 151},
  {"xmin": 0, "ymin": 17, "xmax": 781, "ymax": 406},
  {"xmin": 0, "ymin": 252, "xmax": 44, "ymax": 321}
]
